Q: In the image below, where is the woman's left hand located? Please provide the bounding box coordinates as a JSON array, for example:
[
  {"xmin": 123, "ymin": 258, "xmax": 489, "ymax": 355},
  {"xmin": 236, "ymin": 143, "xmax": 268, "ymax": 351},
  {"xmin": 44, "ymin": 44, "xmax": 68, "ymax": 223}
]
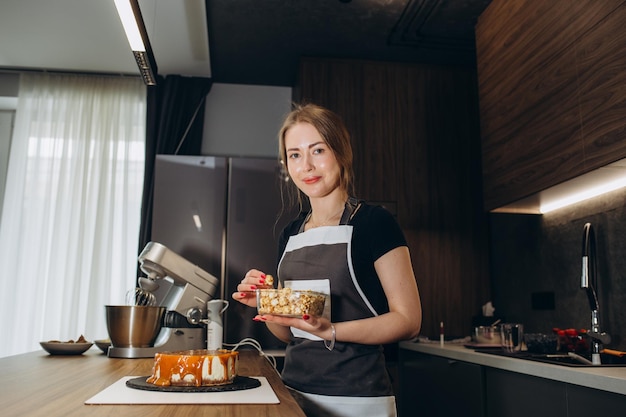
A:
[{"xmin": 253, "ymin": 314, "xmax": 333, "ymax": 340}]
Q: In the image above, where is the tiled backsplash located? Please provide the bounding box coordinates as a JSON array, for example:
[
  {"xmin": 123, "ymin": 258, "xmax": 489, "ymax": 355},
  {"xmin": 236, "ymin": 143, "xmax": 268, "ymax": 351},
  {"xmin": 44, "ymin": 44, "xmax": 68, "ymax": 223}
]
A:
[{"xmin": 489, "ymin": 188, "xmax": 626, "ymax": 351}]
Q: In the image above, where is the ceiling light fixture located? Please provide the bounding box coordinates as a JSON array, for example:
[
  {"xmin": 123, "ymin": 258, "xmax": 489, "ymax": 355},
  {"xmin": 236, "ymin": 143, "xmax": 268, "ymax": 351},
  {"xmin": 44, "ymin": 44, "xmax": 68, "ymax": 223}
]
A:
[{"xmin": 113, "ymin": 0, "xmax": 158, "ymax": 86}]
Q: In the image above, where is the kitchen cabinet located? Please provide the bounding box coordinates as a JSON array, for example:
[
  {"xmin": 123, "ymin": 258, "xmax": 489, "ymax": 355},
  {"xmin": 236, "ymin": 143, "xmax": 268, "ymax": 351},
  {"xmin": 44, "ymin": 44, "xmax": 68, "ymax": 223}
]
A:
[
  {"xmin": 398, "ymin": 348, "xmax": 485, "ymax": 417},
  {"xmin": 567, "ymin": 384, "xmax": 626, "ymax": 417},
  {"xmin": 485, "ymin": 367, "xmax": 626, "ymax": 417},
  {"xmin": 485, "ymin": 367, "xmax": 566, "ymax": 417},
  {"xmin": 575, "ymin": 3, "xmax": 626, "ymax": 170},
  {"xmin": 296, "ymin": 57, "xmax": 490, "ymax": 340},
  {"xmin": 400, "ymin": 343, "xmax": 626, "ymax": 417},
  {"xmin": 476, "ymin": 0, "xmax": 626, "ymax": 211}
]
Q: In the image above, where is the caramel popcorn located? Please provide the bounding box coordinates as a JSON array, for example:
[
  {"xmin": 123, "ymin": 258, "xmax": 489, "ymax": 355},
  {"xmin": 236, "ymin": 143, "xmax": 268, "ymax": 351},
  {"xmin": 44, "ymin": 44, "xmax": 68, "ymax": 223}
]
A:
[{"xmin": 257, "ymin": 288, "xmax": 326, "ymax": 317}]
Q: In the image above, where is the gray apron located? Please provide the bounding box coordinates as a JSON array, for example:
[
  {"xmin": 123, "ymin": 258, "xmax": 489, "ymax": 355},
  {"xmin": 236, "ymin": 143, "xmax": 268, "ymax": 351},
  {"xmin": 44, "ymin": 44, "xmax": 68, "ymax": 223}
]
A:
[{"xmin": 277, "ymin": 200, "xmax": 397, "ymax": 417}]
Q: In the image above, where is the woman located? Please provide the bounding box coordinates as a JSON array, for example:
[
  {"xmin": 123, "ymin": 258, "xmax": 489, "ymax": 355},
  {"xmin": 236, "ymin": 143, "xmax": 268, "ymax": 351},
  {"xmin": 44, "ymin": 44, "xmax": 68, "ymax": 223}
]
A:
[{"xmin": 233, "ymin": 103, "xmax": 422, "ymax": 417}]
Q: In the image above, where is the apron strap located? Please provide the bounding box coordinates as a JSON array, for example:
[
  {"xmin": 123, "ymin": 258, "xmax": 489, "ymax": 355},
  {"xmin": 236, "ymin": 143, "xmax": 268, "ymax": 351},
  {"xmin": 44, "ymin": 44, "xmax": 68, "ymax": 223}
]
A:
[
  {"xmin": 300, "ymin": 197, "xmax": 362, "ymax": 233},
  {"xmin": 340, "ymin": 197, "xmax": 361, "ymax": 225}
]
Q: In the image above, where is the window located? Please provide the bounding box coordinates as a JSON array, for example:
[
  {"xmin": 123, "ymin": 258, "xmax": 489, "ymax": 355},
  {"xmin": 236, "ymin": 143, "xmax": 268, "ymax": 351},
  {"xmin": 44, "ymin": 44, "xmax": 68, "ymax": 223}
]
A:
[{"xmin": 0, "ymin": 73, "xmax": 146, "ymax": 357}]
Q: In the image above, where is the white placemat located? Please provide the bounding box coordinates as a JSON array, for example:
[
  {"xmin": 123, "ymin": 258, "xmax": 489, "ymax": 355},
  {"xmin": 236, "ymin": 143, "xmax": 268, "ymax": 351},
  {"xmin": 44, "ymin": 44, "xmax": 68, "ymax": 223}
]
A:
[{"xmin": 85, "ymin": 376, "xmax": 279, "ymax": 405}]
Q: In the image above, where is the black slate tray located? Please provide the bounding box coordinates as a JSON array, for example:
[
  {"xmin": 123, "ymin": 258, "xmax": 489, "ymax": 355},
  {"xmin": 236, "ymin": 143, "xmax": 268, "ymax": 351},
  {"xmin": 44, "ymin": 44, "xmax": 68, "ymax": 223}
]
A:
[{"xmin": 126, "ymin": 375, "xmax": 261, "ymax": 393}]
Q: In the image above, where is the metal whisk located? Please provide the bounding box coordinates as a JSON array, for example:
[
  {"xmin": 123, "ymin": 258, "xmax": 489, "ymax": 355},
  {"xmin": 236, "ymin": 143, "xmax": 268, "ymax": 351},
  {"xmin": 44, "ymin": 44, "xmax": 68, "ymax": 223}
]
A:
[{"xmin": 125, "ymin": 277, "xmax": 158, "ymax": 306}]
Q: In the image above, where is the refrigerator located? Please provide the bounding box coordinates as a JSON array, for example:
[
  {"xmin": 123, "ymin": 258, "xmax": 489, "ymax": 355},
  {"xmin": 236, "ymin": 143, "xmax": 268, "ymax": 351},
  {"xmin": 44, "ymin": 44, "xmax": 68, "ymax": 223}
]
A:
[{"xmin": 151, "ymin": 154, "xmax": 297, "ymax": 350}]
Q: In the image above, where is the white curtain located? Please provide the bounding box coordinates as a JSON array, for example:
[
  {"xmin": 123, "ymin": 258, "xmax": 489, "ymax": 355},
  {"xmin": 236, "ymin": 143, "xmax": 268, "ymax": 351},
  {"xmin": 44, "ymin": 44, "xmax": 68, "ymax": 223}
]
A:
[{"xmin": 0, "ymin": 73, "xmax": 146, "ymax": 357}]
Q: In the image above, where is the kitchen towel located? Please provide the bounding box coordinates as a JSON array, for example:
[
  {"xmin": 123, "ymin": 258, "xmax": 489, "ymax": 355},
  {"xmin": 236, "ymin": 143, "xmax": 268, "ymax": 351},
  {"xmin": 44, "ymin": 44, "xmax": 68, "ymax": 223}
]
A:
[{"xmin": 85, "ymin": 376, "xmax": 279, "ymax": 405}]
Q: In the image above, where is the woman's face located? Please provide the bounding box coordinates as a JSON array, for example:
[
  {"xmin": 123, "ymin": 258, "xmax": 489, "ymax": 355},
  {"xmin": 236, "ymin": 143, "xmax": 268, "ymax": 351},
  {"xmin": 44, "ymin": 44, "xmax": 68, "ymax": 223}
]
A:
[{"xmin": 284, "ymin": 122, "xmax": 342, "ymax": 199}]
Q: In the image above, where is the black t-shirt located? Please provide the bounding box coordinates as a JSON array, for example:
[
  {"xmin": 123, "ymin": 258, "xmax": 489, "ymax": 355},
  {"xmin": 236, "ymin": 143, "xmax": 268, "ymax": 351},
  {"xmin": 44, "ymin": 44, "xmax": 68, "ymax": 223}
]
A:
[{"xmin": 277, "ymin": 202, "xmax": 407, "ymax": 315}]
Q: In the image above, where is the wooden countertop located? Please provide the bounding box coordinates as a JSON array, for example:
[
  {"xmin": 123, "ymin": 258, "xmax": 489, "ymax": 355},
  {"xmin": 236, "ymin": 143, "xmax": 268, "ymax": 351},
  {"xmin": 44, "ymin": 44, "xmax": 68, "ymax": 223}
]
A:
[
  {"xmin": 0, "ymin": 348, "xmax": 305, "ymax": 417},
  {"xmin": 400, "ymin": 341, "xmax": 626, "ymax": 396}
]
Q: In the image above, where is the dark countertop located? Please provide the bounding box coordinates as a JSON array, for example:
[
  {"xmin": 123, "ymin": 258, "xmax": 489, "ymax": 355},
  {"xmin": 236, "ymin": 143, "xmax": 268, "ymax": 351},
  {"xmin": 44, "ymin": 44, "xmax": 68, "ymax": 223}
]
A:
[{"xmin": 400, "ymin": 340, "xmax": 626, "ymax": 396}]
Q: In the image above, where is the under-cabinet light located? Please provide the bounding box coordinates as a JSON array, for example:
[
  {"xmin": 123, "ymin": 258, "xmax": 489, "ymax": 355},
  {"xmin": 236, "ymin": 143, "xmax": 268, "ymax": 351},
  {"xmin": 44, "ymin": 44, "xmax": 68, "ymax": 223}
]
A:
[
  {"xmin": 491, "ymin": 159, "xmax": 626, "ymax": 214},
  {"xmin": 540, "ymin": 177, "xmax": 626, "ymax": 214}
]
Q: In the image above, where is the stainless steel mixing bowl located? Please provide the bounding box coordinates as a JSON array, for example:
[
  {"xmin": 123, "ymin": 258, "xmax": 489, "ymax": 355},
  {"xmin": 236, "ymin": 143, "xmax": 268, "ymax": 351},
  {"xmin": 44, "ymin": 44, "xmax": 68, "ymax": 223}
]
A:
[{"xmin": 105, "ymin": 305, "xmax": 166, "ymax": 348}]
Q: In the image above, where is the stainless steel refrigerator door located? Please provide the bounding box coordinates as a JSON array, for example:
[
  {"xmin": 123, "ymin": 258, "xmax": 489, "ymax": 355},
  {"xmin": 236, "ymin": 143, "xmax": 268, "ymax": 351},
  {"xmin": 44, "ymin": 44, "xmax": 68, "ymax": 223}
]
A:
[
  {"xmin": 224, "ymin": 157, "xmax": 296, "ymax": 350},
  {"xmin": 151, "ymin": 155, "xmax": 227, "ymax": 282}
]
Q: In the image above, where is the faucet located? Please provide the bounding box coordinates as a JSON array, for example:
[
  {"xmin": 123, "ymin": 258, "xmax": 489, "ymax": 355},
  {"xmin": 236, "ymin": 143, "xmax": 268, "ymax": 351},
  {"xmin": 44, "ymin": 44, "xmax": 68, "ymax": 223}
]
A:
[{"xmin": 581, "ymin": 222, "xmax": 611, "ymax": 365}]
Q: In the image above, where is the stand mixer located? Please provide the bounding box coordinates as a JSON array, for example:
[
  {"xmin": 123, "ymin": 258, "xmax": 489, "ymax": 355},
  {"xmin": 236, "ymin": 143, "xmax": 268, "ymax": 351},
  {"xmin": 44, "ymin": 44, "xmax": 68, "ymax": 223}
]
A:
[{"xmin": 107, "ymin": 241, "xmax": 220, "ymax": 358}]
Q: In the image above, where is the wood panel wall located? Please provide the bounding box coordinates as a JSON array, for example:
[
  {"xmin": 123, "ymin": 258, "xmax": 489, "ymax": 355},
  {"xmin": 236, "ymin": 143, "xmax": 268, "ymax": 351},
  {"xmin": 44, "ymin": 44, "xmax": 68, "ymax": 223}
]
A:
[
  {"xmin": 477, "ymin": 0, "xmax": 626, "ymax": 210},
  {"xmin": 296, "ymin": 58, "xmax": 490, "ymax": 339}
]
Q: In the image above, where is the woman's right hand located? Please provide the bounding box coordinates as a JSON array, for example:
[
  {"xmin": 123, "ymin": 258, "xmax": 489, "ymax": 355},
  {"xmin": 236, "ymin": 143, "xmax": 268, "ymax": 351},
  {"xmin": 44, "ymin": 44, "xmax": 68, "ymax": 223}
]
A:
[{"xmin": 231, "ymin": 269, "xmax": 273, "ymax": 308}]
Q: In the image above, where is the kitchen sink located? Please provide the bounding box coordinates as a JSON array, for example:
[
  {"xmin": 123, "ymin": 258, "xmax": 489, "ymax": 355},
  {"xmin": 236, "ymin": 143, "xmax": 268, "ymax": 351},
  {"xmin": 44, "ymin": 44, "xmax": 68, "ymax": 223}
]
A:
[{"xmin": 475, "ymin": 349, "xmax": 626, "ymax": 367}]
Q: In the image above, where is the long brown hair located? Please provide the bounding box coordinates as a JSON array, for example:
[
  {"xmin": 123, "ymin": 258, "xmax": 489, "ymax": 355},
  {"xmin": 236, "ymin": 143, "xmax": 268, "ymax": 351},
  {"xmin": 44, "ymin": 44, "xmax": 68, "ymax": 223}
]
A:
[{"xmin": 278, "ymin": 103, "xmax": 354, "ymax": 210}]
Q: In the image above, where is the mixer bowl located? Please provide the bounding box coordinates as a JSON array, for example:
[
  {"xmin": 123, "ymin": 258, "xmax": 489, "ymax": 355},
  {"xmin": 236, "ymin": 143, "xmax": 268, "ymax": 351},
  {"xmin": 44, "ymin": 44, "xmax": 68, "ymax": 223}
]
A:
[{"xmin": 105, "ymin": 305, "xmax": 166, "ymax": 348}]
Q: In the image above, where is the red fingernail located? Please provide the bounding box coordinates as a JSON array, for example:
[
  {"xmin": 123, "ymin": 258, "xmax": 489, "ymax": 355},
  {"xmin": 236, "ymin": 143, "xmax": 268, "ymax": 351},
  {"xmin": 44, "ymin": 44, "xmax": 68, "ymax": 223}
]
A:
[
  {"xmin": 261, "ymin": 273, "xmax": 266, "ymax": 278},
  {"xmin": 239, "ymin": 292, "xmax": 246, "ymax": 297},
  {"xmin": 302, "ymin": 314, "xmax": 310, "ymax": 320},
  {"xmin": 250, "ymin": 285, "xmax": 257, "ymax": 290},
  {"xmin": 253, "ymin": 316, "xmax": 262, "ymax": 322},
  {"xmin": 259, "ymin": 278, "xmax": 265, "ymax": 284}
]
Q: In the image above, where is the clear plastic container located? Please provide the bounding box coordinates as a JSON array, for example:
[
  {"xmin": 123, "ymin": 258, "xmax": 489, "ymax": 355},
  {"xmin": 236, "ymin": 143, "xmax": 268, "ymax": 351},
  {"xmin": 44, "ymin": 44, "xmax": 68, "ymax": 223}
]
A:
[{"xmin": 256, "ymin": 288, "xmax": 327, "ymax": 317}]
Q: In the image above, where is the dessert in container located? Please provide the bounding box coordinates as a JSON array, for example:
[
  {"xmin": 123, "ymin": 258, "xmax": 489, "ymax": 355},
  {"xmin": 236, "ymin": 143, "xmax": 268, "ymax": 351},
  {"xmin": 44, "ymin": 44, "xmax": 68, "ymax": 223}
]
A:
[{"xmin": 256, "ymin": 288, "xmax": 327, "ymax": 317}]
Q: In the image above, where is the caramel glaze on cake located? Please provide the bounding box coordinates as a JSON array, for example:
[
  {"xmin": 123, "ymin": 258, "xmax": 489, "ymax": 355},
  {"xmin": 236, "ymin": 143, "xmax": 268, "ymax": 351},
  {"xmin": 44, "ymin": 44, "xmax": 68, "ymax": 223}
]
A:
[{"xmin": 146, "ymin": 349, "xmax": 239, "ymax": 387}]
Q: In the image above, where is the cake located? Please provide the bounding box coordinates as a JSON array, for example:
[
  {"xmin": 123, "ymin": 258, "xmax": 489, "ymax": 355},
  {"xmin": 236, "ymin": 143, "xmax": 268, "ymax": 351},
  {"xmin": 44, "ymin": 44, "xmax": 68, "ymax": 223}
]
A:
[
  {"xmin": 146, "ymin": 349, "xmax": 239, "ymax": 387},
  {"xmin": 257, "ymin": 287, "xmax": 327, "ymax": 316}
]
